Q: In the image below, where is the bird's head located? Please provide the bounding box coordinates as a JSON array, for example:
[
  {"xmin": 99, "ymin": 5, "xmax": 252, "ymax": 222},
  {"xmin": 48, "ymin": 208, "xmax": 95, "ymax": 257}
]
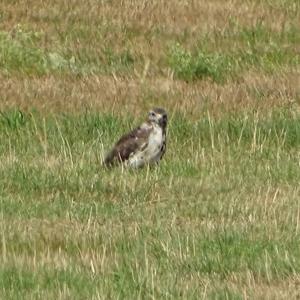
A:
[{"xmin": 147, "ymin": 107, "xmax": 168, "ymax": 129}]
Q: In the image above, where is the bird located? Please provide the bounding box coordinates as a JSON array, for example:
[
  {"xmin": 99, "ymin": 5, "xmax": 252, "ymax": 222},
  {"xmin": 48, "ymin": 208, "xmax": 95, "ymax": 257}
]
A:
[{"xmin": 104, "ymin": 108, "xmax": 168, "ymax": 168}]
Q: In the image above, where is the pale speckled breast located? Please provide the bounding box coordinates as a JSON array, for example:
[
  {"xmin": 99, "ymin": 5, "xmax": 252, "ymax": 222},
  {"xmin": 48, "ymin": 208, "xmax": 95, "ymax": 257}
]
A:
[
  {"xmin": 147, "ymin": 125, "xmax": 164, "ymax": 162},
  {"xmin": 128, "ymin": 124, "xmax": 165, "ymax": 168}
]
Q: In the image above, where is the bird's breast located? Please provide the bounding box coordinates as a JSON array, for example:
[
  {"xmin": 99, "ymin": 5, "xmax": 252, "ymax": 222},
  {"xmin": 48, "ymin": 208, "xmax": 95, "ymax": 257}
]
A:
[
  {"xmin": 148, "ymin": 126, "xmax": 163, "ymax": 147},
  {"xmin": 146, "ymin": 126, "xmax": 165, "ymax": 160},
  {"xmin": 128, "ymin": 125, "xmax": 165, "ymax": 168}
]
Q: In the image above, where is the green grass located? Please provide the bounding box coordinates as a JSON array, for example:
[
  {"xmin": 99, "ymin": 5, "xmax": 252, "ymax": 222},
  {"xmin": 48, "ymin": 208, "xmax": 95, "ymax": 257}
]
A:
[
  {"xmin": 0, "ymin": 26, "xmax": 134, "ymax": 75},
  {"xmin": 1, "ymin": 21, "xmax": 299, "ymax": 79},
  {"xmin": 1, "ymin": 110, "xmax": 300, "ymax": 298},
  {"xmin": 168, "ymin": 23, "xmax": 300, "ymax": 82},
  {"xmin": 1, "ymin": 0, "xmax": 300, "ymax": 298}
]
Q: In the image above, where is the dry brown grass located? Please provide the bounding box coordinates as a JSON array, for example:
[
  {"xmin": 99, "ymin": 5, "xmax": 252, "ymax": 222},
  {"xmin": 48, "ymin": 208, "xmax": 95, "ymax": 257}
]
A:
[
  {"xmin": 2, "ymin": 0, "xmax": 298, "ymax": 34},
  {"xmin": 1, "ymin": 71, "xmax": 299, "ymax": 117},
  {"xmin": 1, "ymin": 0, "xmax": 299, "ymax": 116}
]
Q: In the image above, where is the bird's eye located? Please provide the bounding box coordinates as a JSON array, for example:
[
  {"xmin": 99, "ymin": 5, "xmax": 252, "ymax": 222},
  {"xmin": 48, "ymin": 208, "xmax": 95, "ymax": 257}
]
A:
[{"xmin": 149, "ymin": 112, "xmax": 155, "ymax": 117}]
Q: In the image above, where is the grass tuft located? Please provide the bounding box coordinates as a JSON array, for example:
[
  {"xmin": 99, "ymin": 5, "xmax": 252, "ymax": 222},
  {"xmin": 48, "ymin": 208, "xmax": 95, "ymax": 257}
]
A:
[{"xmin": 168, "ymin": 43, "xmax": 229, "ymax": 82}]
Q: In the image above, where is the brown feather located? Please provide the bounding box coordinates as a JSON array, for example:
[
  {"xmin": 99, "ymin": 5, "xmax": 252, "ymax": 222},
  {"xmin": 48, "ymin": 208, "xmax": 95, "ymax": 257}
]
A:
[{"xmin": 104, "ymin": 123, "xmax": 152, "ymax": 167}]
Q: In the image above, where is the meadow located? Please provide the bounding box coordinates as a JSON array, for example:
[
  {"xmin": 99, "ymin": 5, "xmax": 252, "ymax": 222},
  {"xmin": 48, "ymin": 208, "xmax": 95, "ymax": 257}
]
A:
[{"xmin": 0, "ymin": 0, "xmax": 300, "ymax": 299}]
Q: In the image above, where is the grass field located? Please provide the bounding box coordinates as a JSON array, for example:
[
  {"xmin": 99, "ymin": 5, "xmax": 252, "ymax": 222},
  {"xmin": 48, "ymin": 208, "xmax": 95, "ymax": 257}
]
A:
[{"xmin": 1, "ymin": 0, "xmax": 300, "ymax": 299}]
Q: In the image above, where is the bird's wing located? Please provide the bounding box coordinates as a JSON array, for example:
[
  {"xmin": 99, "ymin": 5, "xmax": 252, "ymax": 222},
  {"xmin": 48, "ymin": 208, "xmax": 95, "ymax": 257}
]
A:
[{"xmin": 104, "ymin": 123, "xmax": 152, "ymax": 166}]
